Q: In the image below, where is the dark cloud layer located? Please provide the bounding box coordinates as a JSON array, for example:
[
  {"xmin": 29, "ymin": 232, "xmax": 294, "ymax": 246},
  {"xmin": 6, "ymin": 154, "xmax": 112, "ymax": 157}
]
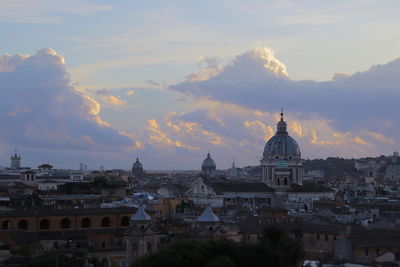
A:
[{"xmin": 171, "ymin": 47, "xmax": 400, "ymax": 133}]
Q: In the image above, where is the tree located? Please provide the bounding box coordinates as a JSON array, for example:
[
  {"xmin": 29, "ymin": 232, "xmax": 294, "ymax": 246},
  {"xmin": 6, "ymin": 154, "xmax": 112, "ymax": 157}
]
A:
[{"xmin": 134, "ymin": 227, "xmax": 303, "ymax": 267}]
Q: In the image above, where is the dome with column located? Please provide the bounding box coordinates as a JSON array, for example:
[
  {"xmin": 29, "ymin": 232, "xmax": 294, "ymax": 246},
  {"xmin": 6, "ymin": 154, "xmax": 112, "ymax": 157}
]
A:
[
  {"xmin": 261, "ymin": 110, "xmax": 303, "ymax": 189},
  {"xmin": 132, "ymin": 158, "xmax": 144, "ymax": 177},
  {"xmin": 201, "ymin": 153, "xmax": 216, "ymax": 176}
]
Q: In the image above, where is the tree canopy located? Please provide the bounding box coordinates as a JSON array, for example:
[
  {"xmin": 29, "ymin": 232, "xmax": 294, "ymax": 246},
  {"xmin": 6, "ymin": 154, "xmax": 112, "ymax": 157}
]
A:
[{"xmin": 134, "ymin": 227, "xmax": 304, "ymax": 267}]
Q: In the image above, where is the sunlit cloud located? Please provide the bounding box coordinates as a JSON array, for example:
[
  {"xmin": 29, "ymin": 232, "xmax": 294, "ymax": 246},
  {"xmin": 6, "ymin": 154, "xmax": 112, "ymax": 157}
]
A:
[
  {"xmin": 0, "ymin": 48, "xmax": 137, "ymax": 164},
  {"xmin": 99, "ymin": 95, "xmax": 127, "ymax": 107},
  {"xmin": 126, "ymin": 90, "xmax": 135, "ymax": 96}
]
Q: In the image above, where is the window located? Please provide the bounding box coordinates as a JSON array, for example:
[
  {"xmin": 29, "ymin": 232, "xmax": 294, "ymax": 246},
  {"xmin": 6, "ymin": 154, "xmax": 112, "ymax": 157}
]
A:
[
  {"xmin": 147, "ymin": 242, "xmax": 152, "ymax": 253},
  {"xmin": 317, "ymin": 234, "xmax": 320, "ymax": 241},
  {"xmin": 101, "ymin": 241, "xmax": 107, "ymax": 249},
  {"xmin": 18, "ymin": 220, "xmax": 28, "ymax": 230},
  {"xmin": 81, "ymin": 217, "xmax": 91, "ymax": 228},
  {"xmin": 39, "ymin": 219, "xmax": 50, "ymax": 230},
  {"xmin": 376, "ymin": 249, "xmax": 380, "ymax": 256},
  {"xmin": 101, "ymin": 217, "xmax": 111, "ymax": 227},
  {"xmin": 325, "ymin": 235, "xmax": 329, "ymax": 241},
  {"xmin": 2, "ymin": 220, "xmax": 11, "ymax": 230},
  {"xmin": 365, "ymin": 249, "xmax": 369, "ymax": 257},
  {"xmin": 61, "ymin": 218, "xmax": 71, "ymax": 229},
  {"xmin": 201, "ymin": 185, "xmax": 206, "ymax": 193},
  {"xmin": 121, "ymin": 216, "xmax": 129, "ymax": 227}
]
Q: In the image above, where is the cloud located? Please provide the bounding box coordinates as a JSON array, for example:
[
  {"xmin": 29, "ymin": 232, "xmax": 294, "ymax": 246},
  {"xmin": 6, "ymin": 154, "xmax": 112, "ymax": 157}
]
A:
[
  {"xmin": 332, "ymin": 72, "xmax": 352, "ymax": 81},
  {"xmin": 170, "ymin": 46, "xmax": 400, "ymax": 142},
  {"xmin": 96, "ymin": 89, "xmax": 127, "ymax": 107},
  {"xmin": 168, "ymin": 47, "xmax": 400, "ymax": 160},
  {"xmin": 0, "ymin": 48, "xmax": 137, "ymax": 162},
  {"xmin": 126, "ymin": 90, "xmax": 135, "ymax": 96}
]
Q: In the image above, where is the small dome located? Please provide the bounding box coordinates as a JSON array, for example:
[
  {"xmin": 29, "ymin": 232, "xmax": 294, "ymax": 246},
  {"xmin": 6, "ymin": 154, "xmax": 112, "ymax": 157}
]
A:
[
  {"xmin": 131, "ymin": 204, "xmax": 151, "ymax": 221},
  {"xmin": 197, "ymin": 205, "xmax": 220, "ymax": 223},
  {"xmin": 202, "ymin": 153, "xmax": 216, "ymax": 169},
  {"xmin": 132, "ymin": 158, "xmax": 143, "ymax": 170},
  {"xmin": 263, "ymin": 112, "xmax": 301, "ymax": 158}
]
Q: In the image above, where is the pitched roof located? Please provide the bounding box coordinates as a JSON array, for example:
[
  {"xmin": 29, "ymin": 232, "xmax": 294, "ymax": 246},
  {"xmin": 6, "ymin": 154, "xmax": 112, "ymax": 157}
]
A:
[
  {"xmin": 212, "ymin": 182, "xmax": 275, "ymax": 193},
  {"xmin": 131, "ymin": 204, "xmax": 151, "ymax": 221},
  {"xmin": 197, "ymin": 206, "xmax": 220, "ymax": 223},
  {"xmin": 0, "ymin": 207, "xmax": 138, "ymax": 218}
]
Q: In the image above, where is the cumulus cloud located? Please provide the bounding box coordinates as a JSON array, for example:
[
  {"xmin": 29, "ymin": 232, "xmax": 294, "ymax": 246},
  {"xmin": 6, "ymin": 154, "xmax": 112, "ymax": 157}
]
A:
[
  {"xmin": 170, "ymin": 47, "xmax": 400, "ymax": 159},
  {"xmin": 0, "ymin": 48, "xmax": 137, "ymax": 165},
  {"xmin": 171, "ymin": 47, "xmax": 400, "ymax": 129}
]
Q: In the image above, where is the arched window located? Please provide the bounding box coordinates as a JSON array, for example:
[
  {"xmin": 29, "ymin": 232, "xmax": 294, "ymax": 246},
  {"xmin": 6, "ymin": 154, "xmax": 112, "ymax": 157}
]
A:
[
  {"xmin": 39, "ymin": 219, "xmax": 50, "ymax": 230},
  {"xmin": 101, "ymin": 217, "xmax": 111, "ymax": 227},
  {"xmin": 100, "ymin": 258, "xmax": 109, "ymax": 267},
  {"xmin": 2, "ymin": 220, "xmax": 12, "ymax": 230},
  {"xmin": 284, "ymin": 177, "xmax": 288, "ymax": 185},
  {"xmin": 60, "ymin": 218, "xmax": 71, "ymax": 229},
  {"xmin": 147, "ymin": 242, "xmax": 152, "ymax": 253},
  {"xmin": 81, "ymin": 217, "xmax": 91, "ymax": 228},
  {"xmin": 121, "ymin": 216, "xmax": 129, "ymax": 227},
  {"xmin": 276, "ymin": 178, "xmax": 280, "ymax": 185},
  {"xmin": 201, "ymin": 185, "xmax": 206, "ymax": 193},
  {"xmin": 18, "ymin": 220, "xmax": 28, "ymax": 230}
]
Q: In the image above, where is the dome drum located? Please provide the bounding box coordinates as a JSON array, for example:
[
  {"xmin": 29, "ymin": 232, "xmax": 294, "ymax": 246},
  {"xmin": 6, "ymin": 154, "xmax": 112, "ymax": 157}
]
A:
[{"xmin": 261, "ymin": 111, "xmax": 303, "ymax": 189}]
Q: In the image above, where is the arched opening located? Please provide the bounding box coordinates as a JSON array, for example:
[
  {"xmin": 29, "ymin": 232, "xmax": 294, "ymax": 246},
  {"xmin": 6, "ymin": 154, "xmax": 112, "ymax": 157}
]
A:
[
  {"xmin": 81, "ymin": 217, "xmax": 91, "ymax": 228},
  {"xmin": 39, "ymin": 219, "xmax": 50, "ymax": 230},
  {"xmin": 18, "ymin": 220, "xmax": 28, "ymax": 230},
  {"xmin": 2, "ymin": 220, "xmax": 12, "ymax": 230},
  {"xmin": 100, "ymin": 258, "xmax": 109, "ymax": 267},
  {"xmin": 284, "ymin": 177, "xmax": 288, "ymax": 185},
  {"xmin": 60, "ymin": 218, "xmax": 71, "ymax": 229},
  {"xmin": 147, "ymin": 242, "xmax": 152, "ymax": 253},
  {"xmin": 201, "ymin": 185, "xmax": 206, "ymax": 193},
  {"xmin": 101, "ymin": 217, "xmax": 111, "ymax": 227},
  {"xmin": 276, "ymin": 178, "xmax": 280, "ymax": 185},
  {"xmin": 121, "ymin": 216, "xmax": 129, "ymax": 227}
]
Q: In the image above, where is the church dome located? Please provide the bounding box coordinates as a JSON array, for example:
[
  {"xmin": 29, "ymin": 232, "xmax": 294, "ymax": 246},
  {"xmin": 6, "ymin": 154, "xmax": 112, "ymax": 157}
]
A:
[
  {"xmin": 202, "ymin": 153, "xmax": 216, "ymax": 169},
  {"xmin": 201, "ymin": 153, "xmax": 216, "ymax": 176},
  {"xmin": 132, "ymin": 158, "xmax": 143, "ymax": 171},
  {"xmin": 263, "ymin": 112, "xmax": 301, "ymax": 158}
]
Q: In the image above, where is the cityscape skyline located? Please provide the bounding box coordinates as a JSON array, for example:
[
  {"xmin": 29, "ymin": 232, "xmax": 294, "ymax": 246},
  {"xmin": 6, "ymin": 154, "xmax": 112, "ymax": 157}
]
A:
[{"xmin": 0, "ymin": 1, "xmax": 399, "ymax": 169}]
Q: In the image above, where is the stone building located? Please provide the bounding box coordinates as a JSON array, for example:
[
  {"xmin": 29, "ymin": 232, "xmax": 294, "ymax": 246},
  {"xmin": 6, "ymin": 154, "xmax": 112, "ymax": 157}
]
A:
[
  {"xmin": 186, "ymin": 177, "xmax": 276, "ymax": 208},
  {"xmin": 0, "ymin": 207, "xmax": 139, "ymax": 267},
  {"xmin": 261, "ymin": 111, "xmax": 303, "ymax": 190},
  {"xmin": 126, "ymin": 204, "xmax": 163, "ymax": 266},
  {"xmin": 10, "ymin": 151, "xmax": 21, "ymax": 170}
]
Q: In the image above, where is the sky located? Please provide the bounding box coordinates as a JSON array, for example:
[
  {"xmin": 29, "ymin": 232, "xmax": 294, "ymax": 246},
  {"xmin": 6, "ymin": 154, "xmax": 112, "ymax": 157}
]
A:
[{"xmin": 0, "ymin": 0, "xmax": 399, "ymax": 170}]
